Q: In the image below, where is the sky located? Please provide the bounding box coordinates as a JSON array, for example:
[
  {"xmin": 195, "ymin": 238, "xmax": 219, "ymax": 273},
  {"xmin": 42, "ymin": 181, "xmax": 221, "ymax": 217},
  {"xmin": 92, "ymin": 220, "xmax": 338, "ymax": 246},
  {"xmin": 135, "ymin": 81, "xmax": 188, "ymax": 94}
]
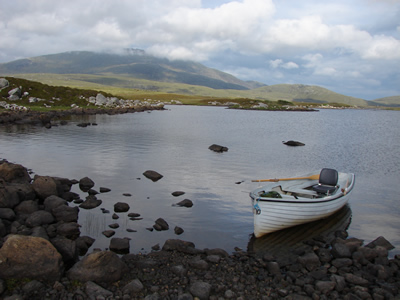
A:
[{"xmin": 0, "ymin": 0, "xmax": 399, "ymax": 100}]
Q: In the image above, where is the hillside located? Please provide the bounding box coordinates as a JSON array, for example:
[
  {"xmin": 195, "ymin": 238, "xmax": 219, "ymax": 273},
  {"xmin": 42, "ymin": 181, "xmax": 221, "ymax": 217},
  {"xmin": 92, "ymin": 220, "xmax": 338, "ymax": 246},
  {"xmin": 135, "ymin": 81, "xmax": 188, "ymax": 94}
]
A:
[
  {"xmin": 0, "ymin": 49, "xmax": 388, "ymax": 107},
  {"xmin": 370, "ymin": 96, "xmax": 400, "ymax": 107},
  {"xmin": 0, "ymin": 50, "xmax": 264, "ymax": 91}
]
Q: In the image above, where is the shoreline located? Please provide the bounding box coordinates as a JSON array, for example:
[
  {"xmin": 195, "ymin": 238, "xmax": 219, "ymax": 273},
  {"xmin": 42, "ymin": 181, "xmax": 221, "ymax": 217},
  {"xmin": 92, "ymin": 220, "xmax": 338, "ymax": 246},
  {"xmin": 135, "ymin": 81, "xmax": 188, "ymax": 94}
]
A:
[
  {"xmin": 0, "ymin": 105, "xmax": 165, "ymax": 127},
  {"xmin": 0, "ymin": 160, "xmax": 399, "ymax": 299}
]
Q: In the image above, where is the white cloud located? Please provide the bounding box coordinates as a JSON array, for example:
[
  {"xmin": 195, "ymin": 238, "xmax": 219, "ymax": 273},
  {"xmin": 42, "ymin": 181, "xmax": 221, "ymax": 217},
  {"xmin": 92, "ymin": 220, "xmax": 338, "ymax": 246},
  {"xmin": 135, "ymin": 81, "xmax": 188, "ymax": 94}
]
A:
[
  {"xmin": 0, "ymin": 0, "xmax": 399, "ymax": 99},
  {"xmin": 282, "ymin": 62, "xmax": 299, "ymax": 69},
  {"xmin": 269, "ymin": 59, "xmax": 283, "ymax": 68}
]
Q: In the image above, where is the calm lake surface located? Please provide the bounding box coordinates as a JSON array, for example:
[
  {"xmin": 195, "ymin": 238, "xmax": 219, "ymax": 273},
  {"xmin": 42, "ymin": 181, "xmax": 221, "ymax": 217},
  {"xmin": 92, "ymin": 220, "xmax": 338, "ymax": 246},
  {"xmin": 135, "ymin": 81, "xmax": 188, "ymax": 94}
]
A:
[{"xmin": 1, "ymin": 106, "xmax": 399, "ymax": 256}]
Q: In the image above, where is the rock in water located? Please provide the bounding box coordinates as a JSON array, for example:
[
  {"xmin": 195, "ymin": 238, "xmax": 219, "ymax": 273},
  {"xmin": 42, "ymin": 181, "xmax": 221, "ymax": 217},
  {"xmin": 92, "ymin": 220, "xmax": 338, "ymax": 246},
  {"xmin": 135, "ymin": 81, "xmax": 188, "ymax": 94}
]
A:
[
  {"xmin": 143, "ymin": 170, "xmax": 163, "ymax": 182},
  {"xmin": 209, "ymin": 144, "xmax": 228, "ymax": 152},
  {"xmin": 283, "ymin": 140, "xmax": 305, "ymax": 146}
]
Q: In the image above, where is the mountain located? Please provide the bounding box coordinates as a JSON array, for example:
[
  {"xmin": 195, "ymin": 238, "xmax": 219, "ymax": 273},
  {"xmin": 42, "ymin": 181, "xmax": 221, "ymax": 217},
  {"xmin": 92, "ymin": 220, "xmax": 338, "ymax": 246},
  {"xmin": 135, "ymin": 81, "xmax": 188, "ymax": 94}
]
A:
[
  {"xmin": 370, "ymin": 96, "xmax": 400, "ymax": 107},
  {"xmin": 248, "ymin": 84, "xmax": 369, "ymax": 106},
  {"xmin": 0, "ymin": 50, "xmax": 264, "ymax": 90},
  {"xmin": 0, "ymin": 50, "xmax": 391, "ymax": 107}
]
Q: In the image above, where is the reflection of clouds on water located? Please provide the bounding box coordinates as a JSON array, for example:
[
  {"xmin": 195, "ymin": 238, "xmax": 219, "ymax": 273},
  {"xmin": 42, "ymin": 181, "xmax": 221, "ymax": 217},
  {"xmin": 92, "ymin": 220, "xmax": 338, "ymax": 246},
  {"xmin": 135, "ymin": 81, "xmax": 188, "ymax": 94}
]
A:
[{"xmin": 1, "ymin": 106, "xmax": 399, "ymax": 254}]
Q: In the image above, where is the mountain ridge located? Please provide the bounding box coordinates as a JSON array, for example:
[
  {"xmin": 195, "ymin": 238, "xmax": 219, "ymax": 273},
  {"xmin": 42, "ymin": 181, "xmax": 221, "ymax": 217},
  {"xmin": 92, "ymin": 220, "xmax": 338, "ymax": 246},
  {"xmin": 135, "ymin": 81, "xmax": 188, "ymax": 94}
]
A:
[{"xmin": 1, "ymin": 50, "xmax": 398, "ymax": 107}]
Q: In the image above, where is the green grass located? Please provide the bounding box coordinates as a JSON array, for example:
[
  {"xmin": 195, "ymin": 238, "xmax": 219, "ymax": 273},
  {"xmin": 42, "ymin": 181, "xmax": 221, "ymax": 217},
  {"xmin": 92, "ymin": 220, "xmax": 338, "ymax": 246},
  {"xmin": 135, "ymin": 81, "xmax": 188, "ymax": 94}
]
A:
[{"xmin": 0, "ymin": 75, "xmax": 357, "ymax": 112}]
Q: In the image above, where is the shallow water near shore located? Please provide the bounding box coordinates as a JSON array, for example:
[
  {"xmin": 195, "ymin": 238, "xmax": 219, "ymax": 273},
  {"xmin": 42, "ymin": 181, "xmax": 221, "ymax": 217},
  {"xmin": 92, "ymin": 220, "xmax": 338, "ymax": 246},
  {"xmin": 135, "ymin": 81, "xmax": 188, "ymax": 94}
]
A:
[{"xmin": 1, "ymin": 106, "xmax": 399, "ymax": 256}]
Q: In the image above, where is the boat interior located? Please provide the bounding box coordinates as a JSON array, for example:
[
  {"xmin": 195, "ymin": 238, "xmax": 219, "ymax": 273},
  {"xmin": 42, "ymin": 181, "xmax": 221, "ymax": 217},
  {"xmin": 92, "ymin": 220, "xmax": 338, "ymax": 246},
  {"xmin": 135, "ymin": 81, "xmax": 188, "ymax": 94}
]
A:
[{"xmin": 258, "ymin": 169, "xmax": 353, "ymax": 200}]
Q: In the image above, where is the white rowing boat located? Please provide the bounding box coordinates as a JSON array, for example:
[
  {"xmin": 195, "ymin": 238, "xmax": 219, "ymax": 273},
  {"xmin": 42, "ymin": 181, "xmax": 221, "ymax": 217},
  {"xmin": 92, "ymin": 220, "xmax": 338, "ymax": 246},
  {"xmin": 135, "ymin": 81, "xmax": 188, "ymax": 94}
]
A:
[{"xmin": 249, "ymin": 168, "xmax": 355, "ymax": 238}]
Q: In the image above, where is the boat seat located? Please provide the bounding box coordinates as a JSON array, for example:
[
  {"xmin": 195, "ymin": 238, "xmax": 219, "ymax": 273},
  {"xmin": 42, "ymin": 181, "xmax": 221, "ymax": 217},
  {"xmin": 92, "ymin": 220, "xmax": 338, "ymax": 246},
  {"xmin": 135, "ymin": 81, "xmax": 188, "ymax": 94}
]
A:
[{"xmin": 313, "ymin": 168, "xmax": 338, "ymax": 195}]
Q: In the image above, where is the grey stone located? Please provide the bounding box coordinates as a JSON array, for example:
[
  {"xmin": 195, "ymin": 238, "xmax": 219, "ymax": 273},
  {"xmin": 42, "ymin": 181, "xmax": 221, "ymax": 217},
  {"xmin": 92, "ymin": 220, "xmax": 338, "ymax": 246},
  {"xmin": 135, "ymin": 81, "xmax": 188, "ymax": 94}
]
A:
[
  {"xmin": 0, "ymin": 235, "xmax": 63, "ymax": 283},
  {"xmin": 25, "ymin": 210, "xmax": 54, "ymax": 227},
  {"xmin": 67, "ymin": 250, "xmax": 128, "ymax": 283},
  {"xmin": 122, "ymin": 279, "xmax": 144, "ymax": 294},
  {"xmin": 79, "ymin": 176, "xmax": 95, "ymax": 192},
  {"xmin": 143, "ymin": 170, "xmax": 163, "ymax": 182},
  {"xmin": 114, "ymin": 202, "xmax": 130, "ymax": 212},
  {"xmin": 331, "ymin": 242, "xmax": 352, "ymax": 258},
  {"xmin": 189, "ymin": 281, "xmax": 211, "ymax": 300}
]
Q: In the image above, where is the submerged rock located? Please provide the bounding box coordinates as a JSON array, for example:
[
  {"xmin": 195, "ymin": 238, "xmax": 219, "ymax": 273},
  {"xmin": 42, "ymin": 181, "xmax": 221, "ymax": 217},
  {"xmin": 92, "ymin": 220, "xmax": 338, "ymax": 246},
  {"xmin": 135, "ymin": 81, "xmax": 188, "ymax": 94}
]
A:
[
  {"xmin": 143, "ymin": 170, "xmax": 163, "ymax": 182},
  {"xmin": 174, "ymin": 199, "xmax": 193, "ymax": 207},
  {"xmin": 209, "ymin": 144, "xmax": 228, "ymax": 152},
  {"xmin": 283, "ymin": 140, "xmax": 305, "ymax": 146}
]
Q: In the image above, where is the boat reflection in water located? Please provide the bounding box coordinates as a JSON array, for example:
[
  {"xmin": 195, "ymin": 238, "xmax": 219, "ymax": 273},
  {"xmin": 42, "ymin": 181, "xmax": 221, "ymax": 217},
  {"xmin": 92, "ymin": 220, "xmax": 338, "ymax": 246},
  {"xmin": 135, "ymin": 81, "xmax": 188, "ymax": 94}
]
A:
[{"xmin": 247, "ymin": 205, "xmax": 352, "ymax": 257}]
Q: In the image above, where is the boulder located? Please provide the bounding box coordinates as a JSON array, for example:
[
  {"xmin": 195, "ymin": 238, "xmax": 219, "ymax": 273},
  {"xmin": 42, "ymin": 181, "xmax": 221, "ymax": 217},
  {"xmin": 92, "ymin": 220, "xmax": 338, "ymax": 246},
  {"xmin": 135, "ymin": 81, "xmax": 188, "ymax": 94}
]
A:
[
  {"xmin": 0, "ymin": 208, "xmax": 15, "ymax": 221},
  {"xmin": 0, "ymin": 220, "xmax": 6, "ymax": 237},
  {"xmin": 143, "ymin": 170, "xmax": 163, "ymax": 182},
  {"xmin": 44, "ymin": 195, "xmax": 67, "ymax": 212},
  {"xmin": 31, "ymin": 226, "xmax": 49, "ymax": 240},
  {"xmin": 8, "ymin": 87, "xmax": 22, "ymax": 100},
  {"xmin": 52, "ymin": 205, "xmax": 79, "ymax": 222},
  {"xmin": 0, "ymin": 162, "xmax": 31, "ymax": 184},
  {"xmin": 79, "ymin": 195, "xmax": 102, "ymax": 209},
  {"xmin": 79, "ymin": 176, "xmax": 95, "ymax": 192},
  {"xmin": 190, "ymin": 281, "xmax": 212, "ymax": 300},
  {"xmin": 0, "ymin": 186, "xmax": 20, "ymax": 208},
  {"xmin": 109, "ymin": 237, "xmax": 130, "ymax": 254},
  {"xmin": 162, "ymin": 239, "xmax": 203, "ymax": 255},
  {"xmin": 85, "ymin": 281, "xmax": 113, "ymax": 299},
  {"xmin": 122, "ymin": 279, "xmax": 144, "ymax": 295},
  {"xmin": 297, "ymin": 252, "xmax": 321, "ymax": 271},
  {"xmin": 114, "ymin": 202, "xmax": 130, "ymax": 212},
  {"xmin": 67, "ymin": 250, "xmax": 128, "ymax": 283},
  {"xmin": 174, "ymin": 226, "xmax": 184, "ymax": 235},
  {"xmin": 208, "ymin": 144, "xmax": 228, "ymax": 152},
  {"xmin": 75, "ymin": 236, "xmax": 95, "ymax": 256},
  {"xmin": 153, "ymin": 218, "xmax": 169, "ymax": 231},
  {"xmin": 174, "ymin": 199, "xmax": 193, "ymax": 207},
  {"xmin": 283, "ymin": 140, "xmax": 305, "ymax": 146},
  {"xmin": 52, "ymin": 177, "xmax": 74, "ymax": 194},
  {"xmin": 0, "ymin": 78, "xmax": 9, "ymax": 89},
  {"xmin": 172, "ymin": 191, "xmax": 185, "ymax": 197},
  {"xmin": 0, "ymin": 235, "xmax": 63, "ymax": 283},
  {"xmin": 51, "ymin": 236, "xmax": 79, "ymax": 267},
  {"xmin": 25, "ymin": 210, "xmax": 55, "ymax": 227},
  {"xmin": 331, "ymin": 242, "xmax": 352, "ymax": 258},
  {"xmin": 14, "ymin": 200, "xmax": 38, "ymax": 215},
  {"xmin": 32, "ymin": 175, "xmax": 58, "ymax": 200},
  {"xmin": 100, "ymin": 187, "xmax": 111, "ymax": 193},
  {"xmin": 56, "ymin": 222, "xmax": 80, "ymax": 239},
  {"xmin": 95, "ymin": 93, "xmax": 108, "ymax": 106},
  {"xmin": 366, "ymin": 236, "xmax": 395, "ymax": 250}
]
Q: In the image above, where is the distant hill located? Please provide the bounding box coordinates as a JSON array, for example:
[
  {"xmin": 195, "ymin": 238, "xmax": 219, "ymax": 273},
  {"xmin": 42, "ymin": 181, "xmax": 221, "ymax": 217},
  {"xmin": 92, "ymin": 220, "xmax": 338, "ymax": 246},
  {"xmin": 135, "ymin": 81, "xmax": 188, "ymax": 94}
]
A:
[
  {"xmin": 0, "ymin": 50, "xmax": 264, "ymax": 91},
  {"xmin": 248, "ymin": 84, "xmax": 369, "ymax": 106},
  {"xmin": 1, "ymin": 49, "xmax": 396, "ymax": 107},
  {"xmin": 370, "ymin": 96, "xmax": 400, "ymax": 107}
]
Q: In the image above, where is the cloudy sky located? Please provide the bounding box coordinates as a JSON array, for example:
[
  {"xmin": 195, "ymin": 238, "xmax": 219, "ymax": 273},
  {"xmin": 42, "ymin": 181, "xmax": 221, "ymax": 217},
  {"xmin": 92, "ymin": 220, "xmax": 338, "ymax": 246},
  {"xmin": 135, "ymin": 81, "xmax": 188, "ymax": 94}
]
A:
[{"xmin": 1, "ymin": 0, "xmax": 399, "ymax": 100}]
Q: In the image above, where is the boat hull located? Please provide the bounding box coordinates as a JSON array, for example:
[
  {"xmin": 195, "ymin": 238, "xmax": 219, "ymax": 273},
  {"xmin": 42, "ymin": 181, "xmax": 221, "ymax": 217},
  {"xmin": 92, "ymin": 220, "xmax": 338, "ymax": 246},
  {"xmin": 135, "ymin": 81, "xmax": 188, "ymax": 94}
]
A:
[{"xmin": 250, "ymin": 171, "xmax": 355, "ymax": 238}]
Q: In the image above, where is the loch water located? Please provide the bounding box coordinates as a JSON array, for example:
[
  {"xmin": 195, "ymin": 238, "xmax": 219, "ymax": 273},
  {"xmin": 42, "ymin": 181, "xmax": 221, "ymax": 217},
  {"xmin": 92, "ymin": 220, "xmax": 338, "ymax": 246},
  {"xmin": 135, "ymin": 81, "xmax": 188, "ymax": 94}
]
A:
[{"xmin": 1, "ymin": 106, "xmax": 399, "ymax": 255}]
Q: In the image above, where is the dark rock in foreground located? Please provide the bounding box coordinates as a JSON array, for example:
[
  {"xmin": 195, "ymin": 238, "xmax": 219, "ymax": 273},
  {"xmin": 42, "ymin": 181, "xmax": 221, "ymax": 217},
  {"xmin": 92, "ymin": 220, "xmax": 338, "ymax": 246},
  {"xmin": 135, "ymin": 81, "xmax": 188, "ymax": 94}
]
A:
[
  {"xmin": 209, "ymin": 144, "xmax": 229, "ymax": 152},
  {"xmin": 0, "ymin": 235, "xmax": 63, "ymax": 283},
  {"xmin": 0, "ymin": 160, "xmax": 399, "ymax": 300}
]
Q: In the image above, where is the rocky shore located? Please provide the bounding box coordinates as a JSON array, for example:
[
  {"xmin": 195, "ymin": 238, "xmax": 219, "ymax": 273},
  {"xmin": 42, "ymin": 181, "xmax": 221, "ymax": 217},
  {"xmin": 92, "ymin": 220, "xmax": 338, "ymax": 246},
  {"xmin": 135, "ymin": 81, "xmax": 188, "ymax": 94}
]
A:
[
  {"xmin": 0, "ymin": 160, "xmax": 399, "ymax": 299},
  {"xmin": 0, "ymin": 105, "xmax": 164, "ymax": 128}
]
